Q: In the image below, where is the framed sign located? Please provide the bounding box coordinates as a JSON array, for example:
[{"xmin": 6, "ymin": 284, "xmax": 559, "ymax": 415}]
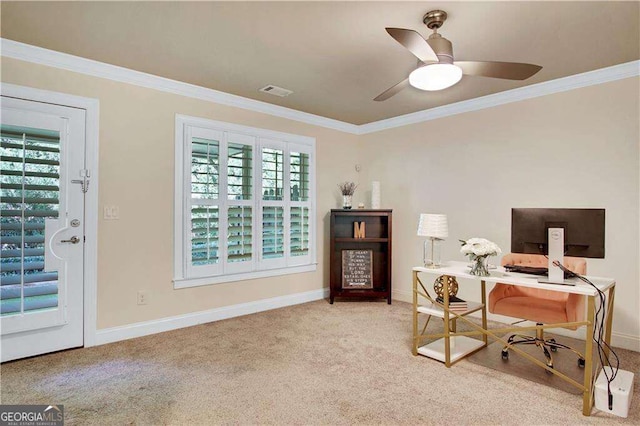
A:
[{"xmin": 341, "ymin": 249, "xmax": 373, "ymax": 289}]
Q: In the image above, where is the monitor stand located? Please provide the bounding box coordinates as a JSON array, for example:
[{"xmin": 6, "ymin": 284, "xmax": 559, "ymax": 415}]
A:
[
  {"xmin": 537, "ymin": 277, "xmax": 576, "ymax": 286},
  {"xmin": 537, "ymin": 227, "xmax": 575, "ymax": 286}
]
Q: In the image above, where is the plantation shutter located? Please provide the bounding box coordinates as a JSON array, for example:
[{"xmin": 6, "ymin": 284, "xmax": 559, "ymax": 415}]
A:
[
  {"xmin": 227, "ymin": 139, "xmax": 253, "ymax": 202},
  {"xmin": 290, "ymin": 207, "xmax": 310, "ymax": 257},
  {"xmin": 262, "ymin": 206, "xmax": 284, "ymax": 259},
  {"xmin": 1, "ymin": 125, "xmax": 60, "ymax": 316},
  {"xmin": 259, "ymin": 141, "xmax": 286, "ymax": 269},
  {"xmin": 176, "ymin": 116, "xmax": 315, "ymax": 287},
  {"xmin": 261, "ymin": 147, "xmax": 284, "ymax": 201},
  {"xmin": 290, "ymin": 151, "xmax": 310, "ymax": 202},
  {"xmin": 187, "ymin": 129, "xmax": 222, "ymax": 277},
  {"xmin": 225, "ymin": 133, "xmax": 254, "ymax": 273},
  {"xmin": 190, "ymin": 205, "xmax": 219, "ymax": 265},
  {"xmin": 289, "ymin": 147, "xmax": 312, "ymax": 266},
  {"xmin": 227, "ymin": 206, "xmax": 252, "ymax": 262}
]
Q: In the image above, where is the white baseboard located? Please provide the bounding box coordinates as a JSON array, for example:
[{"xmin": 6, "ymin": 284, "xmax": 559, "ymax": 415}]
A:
[
  {"xmin": 392, "ymin": 289, "xmax": 640, "ymax": 352},
  {"xmin": 392, "ymin": 289, "xmax": 413, "ymax": 304},
  {"xmin": 94, "ymin": 288, "xmax": 329, "ymax": 346}
]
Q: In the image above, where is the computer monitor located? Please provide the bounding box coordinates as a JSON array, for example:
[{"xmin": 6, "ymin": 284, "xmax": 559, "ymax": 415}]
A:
[{"xmin": 511, "ymin": 208, "xmax": 605, "ymax": 258}]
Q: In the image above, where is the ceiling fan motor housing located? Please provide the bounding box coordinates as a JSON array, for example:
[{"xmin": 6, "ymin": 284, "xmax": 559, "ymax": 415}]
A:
[{"xmin": 427, "ymin": 34, "xmax": 454, "ymax": 63}]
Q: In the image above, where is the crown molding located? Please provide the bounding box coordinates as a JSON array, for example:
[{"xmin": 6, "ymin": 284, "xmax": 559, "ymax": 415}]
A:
[
  {"xmin": 0, "ymin": 38, "xmax": 360, "ymax": 134},
  {"xmin": 358, "ymin": 60, "xmax": 640, "ymax": 134},
  {"xmin": 2, "ymin": 38, "xmax": 638, "ymax": 136}
]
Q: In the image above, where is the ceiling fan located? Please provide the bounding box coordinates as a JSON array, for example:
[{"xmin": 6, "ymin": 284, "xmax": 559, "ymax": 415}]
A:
[{"xmin": 374, "ymin": 10, "xmax": 542, "ymax": 101}]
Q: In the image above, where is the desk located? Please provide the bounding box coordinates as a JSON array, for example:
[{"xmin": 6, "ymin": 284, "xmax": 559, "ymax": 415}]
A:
[{"xmin": 412, "ymin": 261, "xmax": 615, "ymax": 416}]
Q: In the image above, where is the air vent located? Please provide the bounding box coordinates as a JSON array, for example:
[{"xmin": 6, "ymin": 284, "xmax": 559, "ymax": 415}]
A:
[{"xmin": 259, "ymin": 85, "xmax": 293, "ymax": 97}]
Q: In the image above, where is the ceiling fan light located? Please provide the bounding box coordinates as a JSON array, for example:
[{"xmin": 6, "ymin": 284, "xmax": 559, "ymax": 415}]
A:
[{"xmin": 409, "ymin": 63, "xmax": 462, "ymax": 91}]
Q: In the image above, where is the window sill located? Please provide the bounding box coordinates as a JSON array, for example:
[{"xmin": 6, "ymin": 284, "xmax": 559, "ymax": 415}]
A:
[{"xmin": 173, "ymin": 263, "xmax": 318, "ymax": 289}]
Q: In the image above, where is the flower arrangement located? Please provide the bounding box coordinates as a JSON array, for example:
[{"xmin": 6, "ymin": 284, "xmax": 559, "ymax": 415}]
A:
[
  {"xmin": 459, "ymin": 238, "xmax": 502, "ymax": 276},
  {"xmin": 338, "ymin": 182, "xmax": 357, "ymax": 209},
  {"xmin": 337, "ymin": 182, "xmax": 358, "ymax": 196},
  {"xmin": 459, "ymin": 238, "xmax": 502, "ymax": 258}
]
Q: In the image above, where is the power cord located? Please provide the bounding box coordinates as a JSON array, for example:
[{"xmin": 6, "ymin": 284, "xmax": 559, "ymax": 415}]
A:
[{"xmin": 552, "ymin": 260, "xmax": 620, "ymax": 410}]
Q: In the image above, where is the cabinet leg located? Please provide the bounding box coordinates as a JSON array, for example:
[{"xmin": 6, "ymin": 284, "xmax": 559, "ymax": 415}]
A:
[
  {"xmin": 330, "ymin": 297, "xmax": 334, "ymax": 304},
  {"xmin": 387, "ymin": 295, "xmax": 392, "ymax": 304}
]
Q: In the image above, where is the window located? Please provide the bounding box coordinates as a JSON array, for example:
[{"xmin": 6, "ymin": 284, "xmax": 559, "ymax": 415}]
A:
[{"xmin": 174, "ymin": 115, "xmax": 316, "ymax": 288}]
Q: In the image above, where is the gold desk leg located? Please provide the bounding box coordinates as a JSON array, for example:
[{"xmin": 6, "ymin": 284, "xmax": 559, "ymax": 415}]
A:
[
  {"xmin": 412, "ymin": 270, "xmax": 418, "ymax": 356},
  {"xmin": 604, "ymin": 285, "xmax": 615, "ymax": 364},
  {"xmin": 443, "ymin": 275, "xmax": 451, "ymax": 367},
  {"xmin": 481, "ymin": 280, "xmax": 488, "ymax": 346},
  {"xmin": 583, "ymin": 295, "xmax": 596, "ymax": 416}
]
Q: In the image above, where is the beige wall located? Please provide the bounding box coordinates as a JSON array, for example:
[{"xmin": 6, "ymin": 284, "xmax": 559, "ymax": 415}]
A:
[
  {"xmin": 2, "ymin": 57, "xmax": 639, "ymax": 349},
  {"xmin": 1, "ymin": 57, "xmax": 360, "ymax": 329},
  {"xmin": 359, "ymin": 77, "xmax": 640, "ymax": 348}
]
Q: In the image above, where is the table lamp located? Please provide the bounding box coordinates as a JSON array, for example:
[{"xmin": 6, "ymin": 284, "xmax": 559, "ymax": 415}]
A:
[{"xmin": 417, "ymin": 214, "xmax": 448, "ymax": 268}]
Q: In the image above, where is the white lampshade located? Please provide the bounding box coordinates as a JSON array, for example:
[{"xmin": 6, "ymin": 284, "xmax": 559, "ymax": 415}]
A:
[
  {"xmin": 409, "ymin": 64, "xmax": 462, "ymax": 91},
  {"xmin": 417, "ymin": 214, "xmax": 449, "ymax": 239}
]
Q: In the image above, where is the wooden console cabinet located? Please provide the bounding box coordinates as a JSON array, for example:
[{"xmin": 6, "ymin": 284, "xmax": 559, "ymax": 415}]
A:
[{"xmin": 329, "ymin": 209, "xmax": 392, "ymax": 304}]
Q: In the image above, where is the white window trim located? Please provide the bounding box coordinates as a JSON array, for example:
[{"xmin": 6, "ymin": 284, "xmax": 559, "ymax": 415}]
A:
[{"xmin": 174, "ymin": 114, "xmax": 316, "ymax": 289}]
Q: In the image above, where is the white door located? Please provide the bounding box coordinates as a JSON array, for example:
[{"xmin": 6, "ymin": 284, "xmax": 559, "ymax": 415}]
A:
[{"xmin": 1, "ymin": 97, "xmax": 86, "ymax": 362}]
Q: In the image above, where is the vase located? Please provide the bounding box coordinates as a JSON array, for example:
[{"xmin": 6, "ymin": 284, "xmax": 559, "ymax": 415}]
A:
[
  {"xmin": 342, "ymin": 195, "xmax": 352, "ymax": 209},
  {"xmin": 469, "ymin": 256, "xmax": 490, "ymax": 276},
  {"xmin": 371, "ymin": 181, "xmax": 381, "ymax": 209}
]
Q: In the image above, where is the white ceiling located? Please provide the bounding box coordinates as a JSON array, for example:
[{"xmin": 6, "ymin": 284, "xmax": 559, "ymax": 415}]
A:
[{"xmin": 1, "ymin": 1, "xmax": 638, "ymax": 125}]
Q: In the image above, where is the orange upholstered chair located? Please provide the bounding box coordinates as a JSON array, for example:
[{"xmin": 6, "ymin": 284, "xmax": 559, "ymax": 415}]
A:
[{"xmin": 489, "ymin": 253, "xmax": 587, "ymax": 369}]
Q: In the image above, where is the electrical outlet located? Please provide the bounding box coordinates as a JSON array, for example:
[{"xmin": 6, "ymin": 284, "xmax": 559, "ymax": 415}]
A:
[{"xmin": 137, "ymin": 291, "xmax": 148, "ymax": 305}]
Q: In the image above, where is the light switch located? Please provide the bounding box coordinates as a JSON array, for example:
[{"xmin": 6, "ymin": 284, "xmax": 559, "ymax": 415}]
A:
[{"xmin": 104, "ymin": 205, "xmax": 120, "ymax": 220}]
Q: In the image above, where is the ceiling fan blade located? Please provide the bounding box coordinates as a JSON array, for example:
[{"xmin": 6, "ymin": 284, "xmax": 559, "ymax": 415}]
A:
[
  {"xmin": 374, "ymin": 78, "xmax": 410, "ymax": 102},
  {"xmin": 454, "ymin": 61, "xmax": 542, "ymax": 80},
  {"xmin": 386, "ymin": 28, "xmax": 439, "ymax": 63}
]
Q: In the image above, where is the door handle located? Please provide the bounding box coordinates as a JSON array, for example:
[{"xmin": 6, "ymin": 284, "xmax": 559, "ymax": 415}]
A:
[{"xmin": 60, "ymin": 236, "xmax": 80, "ymax": 244}]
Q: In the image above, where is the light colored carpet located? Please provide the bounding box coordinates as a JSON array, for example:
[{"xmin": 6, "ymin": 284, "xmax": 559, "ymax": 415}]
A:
[{"xmin": 1, "ymin": 299, "xmax": 638, "ymax": 425}]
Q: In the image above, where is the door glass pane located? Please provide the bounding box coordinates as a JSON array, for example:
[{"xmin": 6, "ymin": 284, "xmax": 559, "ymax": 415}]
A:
[
  {"xmin": 191, "ymin": 206, "xmax": 219, "ymax": 266},
  {"xmin": 262, "ymin": 148, "xmax": 283, "ymax": 201},
  {"xmin": 262, "ymin": 207, "xmax": 284, "ymax": 259},
  {"xmin": 228, "ymin": 142, "xmax": 252, "ymax": 200},
  {"xmin": 227, "ymin": 206, "xmax": 252, "ymax": 262},
  {"xmin": 191, "ymin": 137, "xmax": 219, "ymax": 200},
  {"xmin": 290, "ymin": 207, "xmax": 309, "ymax": 256},
  {"xmin": 290, "ymin": 152, "xmax": 309, "ymax": 202},
  {"xmin": 1, "ymin": 125, "xmax": 60, "ymax": 316}
]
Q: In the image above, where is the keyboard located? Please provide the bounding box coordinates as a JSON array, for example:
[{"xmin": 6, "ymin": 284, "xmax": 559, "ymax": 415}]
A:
[{"xmin": 504, "ymin": 265, "xmax": 576, "ymax": 279}]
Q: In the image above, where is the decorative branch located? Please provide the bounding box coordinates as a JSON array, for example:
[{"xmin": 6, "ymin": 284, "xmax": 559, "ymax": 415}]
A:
[{"xmin": 338, "ymin": 181, "xmax": 358, "ymax": 196}]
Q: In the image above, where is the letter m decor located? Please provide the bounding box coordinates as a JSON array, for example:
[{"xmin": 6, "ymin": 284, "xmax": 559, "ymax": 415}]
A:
[{"xmin": 354, "ymin": 221, "xmax": 366, "ymax": 239}]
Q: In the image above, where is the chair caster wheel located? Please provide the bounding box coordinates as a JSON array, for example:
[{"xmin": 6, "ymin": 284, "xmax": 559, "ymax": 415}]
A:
[
  {"xmin": 545, "ymin": 364, "xmax": 554, "ymax": 374},
  {"xmin": 501, "ymin": 349, "xmax": 509, "ymax": 360},
  {"xmin": 578, "ymin": 358, "xmax": 585, "ymax": 368},
  {"xmin": 549, "ymin": 339, "xmax": 557, "ymax": 352}
]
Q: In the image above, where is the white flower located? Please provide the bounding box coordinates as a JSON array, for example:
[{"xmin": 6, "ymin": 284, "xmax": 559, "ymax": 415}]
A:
[{"xmin": 460, "ymin": 238, "xmax": 502, "ymax": 258}]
